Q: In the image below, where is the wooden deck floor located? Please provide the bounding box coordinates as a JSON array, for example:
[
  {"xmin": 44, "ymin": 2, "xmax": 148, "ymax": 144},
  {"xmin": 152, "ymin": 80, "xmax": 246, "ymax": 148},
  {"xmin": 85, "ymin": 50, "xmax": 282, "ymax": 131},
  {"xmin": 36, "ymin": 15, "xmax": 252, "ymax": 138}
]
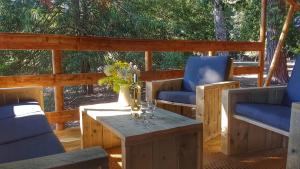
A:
[{"xmin": 55, "ymin": 127, "xmax": 287, "ymax": 169}]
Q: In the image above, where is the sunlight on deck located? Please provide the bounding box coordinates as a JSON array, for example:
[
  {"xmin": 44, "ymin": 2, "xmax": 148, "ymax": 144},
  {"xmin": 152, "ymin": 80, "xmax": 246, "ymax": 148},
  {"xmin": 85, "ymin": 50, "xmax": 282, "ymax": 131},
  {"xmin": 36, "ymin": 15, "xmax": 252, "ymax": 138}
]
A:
[{"xmin": 56, "ymin": 127, "xmax": 287, "ymax": 169}]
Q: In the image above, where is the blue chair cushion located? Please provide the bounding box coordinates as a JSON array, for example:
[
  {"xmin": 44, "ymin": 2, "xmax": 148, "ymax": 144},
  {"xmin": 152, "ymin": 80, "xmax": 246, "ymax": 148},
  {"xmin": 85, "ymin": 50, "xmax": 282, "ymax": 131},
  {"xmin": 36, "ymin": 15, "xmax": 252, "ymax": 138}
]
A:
[
  {"xmin": 0, "ymin": 102, "xmax": 52, "ymax": 145},
  {"xmin": 182, "ymin": 56, "xmax": 229, "ymax": 92},
  {"xmin": 235, "ymin": 103, "xmax": 291, "ymax": 132},
  {"xmin": 283, "ymin": 56, "xmax": 300, "ymax": 106},
  {"xmin": 157, "ymin": 91, "xmax": 196, "ymax": 105},
  {"xmin": 0, "ymin": 132, "xmax": 65, "ymax": 163}
]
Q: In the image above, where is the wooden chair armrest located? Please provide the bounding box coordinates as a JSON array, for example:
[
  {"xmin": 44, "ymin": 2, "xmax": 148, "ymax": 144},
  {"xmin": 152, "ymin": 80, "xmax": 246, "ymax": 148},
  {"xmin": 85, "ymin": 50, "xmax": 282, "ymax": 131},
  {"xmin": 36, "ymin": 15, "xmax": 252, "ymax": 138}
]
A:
[
  {"xmin": 195, "ymin": 81, "xmax": 240, "ymax": 140},
  {"xmin": 197, "ymin": 81, "xmax": 240, "ymax": 90},
  {"xmin": 287, "ymin": 102, "xmax": 300, "ymax": 169},
  {"xmin": 0, "ymin": 147, "xmax": 108, "ymax": 169},
  {"xmin": 146, "ymin": 78, "xmax": 183, "ymax": 101},
  {"xmin": 223, "ymin": 86, "xmax": 286, "ymax": 106}
]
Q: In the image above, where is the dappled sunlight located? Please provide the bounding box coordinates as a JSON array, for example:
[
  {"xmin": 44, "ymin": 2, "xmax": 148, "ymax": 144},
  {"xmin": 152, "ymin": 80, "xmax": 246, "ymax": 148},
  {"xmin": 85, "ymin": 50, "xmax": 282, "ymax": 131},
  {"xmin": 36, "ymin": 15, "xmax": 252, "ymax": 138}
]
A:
[
  {"xmin": 110, "ymin": 153, "xmax": 122, "ymax": 159},
  {"xmin": 221, "ymin": 103, "xmax": 228, "ymax": 134},
  {"xmin": 200, "ymin": 66, "xmax": 223, "ymax": 83}
]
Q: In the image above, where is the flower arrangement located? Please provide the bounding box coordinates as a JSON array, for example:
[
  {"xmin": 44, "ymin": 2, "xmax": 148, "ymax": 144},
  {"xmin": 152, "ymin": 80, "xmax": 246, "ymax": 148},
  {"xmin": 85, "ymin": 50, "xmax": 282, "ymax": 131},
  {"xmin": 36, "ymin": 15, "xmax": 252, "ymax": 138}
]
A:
[{"xmin": 99, "ymin": 61, "xmax": 140, "ymax": 93}]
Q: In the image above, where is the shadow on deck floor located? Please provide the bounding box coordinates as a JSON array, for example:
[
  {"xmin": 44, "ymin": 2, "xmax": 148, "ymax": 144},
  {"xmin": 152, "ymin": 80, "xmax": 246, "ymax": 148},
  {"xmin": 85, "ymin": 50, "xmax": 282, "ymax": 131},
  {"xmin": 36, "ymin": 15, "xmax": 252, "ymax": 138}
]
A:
[{"xmin": 55, "ymin": 127, "xmax": 287, "ymax": 169}]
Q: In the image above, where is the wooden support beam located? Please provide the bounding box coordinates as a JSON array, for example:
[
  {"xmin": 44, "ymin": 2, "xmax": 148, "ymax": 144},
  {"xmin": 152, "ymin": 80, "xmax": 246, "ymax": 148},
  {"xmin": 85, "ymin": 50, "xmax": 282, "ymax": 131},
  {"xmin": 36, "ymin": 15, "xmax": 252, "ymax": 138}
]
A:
[
  {"xmin": 265, "ymin": 5, "xmax": 295, "ymax": 86},
  {"xmin": 52, "ymin": 50, "xmax": 65, "ymax": 130},
  {"xmin": 286, "ymin": 0, "xmax": 300, "ymax": 10},
  {"xmin": 0, "ymin": 73, "xmax": 105, "ymax": 88},
  {"xmin": 0, "ymin": 67, "xmax": 260, "ymax": 89},
  {"xmin": 233, "ymin": 66, "xmax": 260, "ymax": 75},
  {"xmin": 258, "ymin": 0, "xmax": 267, "ymax": 87},
  {"xmin": 0, "ymin": 71, "xmax": 184, "ymax": 88},
  {"xmin": 145, "ymin": 51, "xmax": 153, "ymax": 71},
  {"xmin": 46, "ymin": 109, "xmax": 79, "ymax": 124},
  {"xmin": 0, "ymin": 33, "xmax": 264, "ymax": 52}
]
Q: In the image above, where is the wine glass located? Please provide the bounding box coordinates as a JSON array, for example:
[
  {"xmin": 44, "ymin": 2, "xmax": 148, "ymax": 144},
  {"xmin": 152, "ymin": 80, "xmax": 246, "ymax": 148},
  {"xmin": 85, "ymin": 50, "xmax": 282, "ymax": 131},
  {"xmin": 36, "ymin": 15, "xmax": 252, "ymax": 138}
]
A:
[{"xmin": 147, "ymin": 100, "xmax": 156, "ymax": 119}]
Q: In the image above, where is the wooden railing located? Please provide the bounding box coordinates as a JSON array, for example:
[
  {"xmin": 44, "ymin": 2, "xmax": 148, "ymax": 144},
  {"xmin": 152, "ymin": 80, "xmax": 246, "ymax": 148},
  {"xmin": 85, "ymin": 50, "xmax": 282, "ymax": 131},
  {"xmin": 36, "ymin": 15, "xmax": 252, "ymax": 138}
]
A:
[{"xmin": 0, "ymin": 33, "xmax": 265, "ymax": 129}]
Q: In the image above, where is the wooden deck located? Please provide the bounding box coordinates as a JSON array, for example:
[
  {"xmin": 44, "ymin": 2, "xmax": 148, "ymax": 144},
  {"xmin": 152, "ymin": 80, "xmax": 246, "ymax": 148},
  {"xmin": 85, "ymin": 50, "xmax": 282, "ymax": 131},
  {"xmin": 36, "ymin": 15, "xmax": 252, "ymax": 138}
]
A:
[{"xmin": 55, "ymin": 127, "xmax": 287, "ymax": 169}]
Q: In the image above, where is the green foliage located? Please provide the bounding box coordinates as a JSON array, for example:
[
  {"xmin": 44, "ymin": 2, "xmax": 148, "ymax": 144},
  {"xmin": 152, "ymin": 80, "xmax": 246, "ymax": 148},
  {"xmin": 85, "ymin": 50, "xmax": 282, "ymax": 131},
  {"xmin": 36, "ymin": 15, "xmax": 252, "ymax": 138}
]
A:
[
  {"xmin": 0, "ymin": 0, "xmax": 299, "ymax": 77},
  {"xmin": 98, "ymin": 61, "xmax": 139, "ymax": 93}
]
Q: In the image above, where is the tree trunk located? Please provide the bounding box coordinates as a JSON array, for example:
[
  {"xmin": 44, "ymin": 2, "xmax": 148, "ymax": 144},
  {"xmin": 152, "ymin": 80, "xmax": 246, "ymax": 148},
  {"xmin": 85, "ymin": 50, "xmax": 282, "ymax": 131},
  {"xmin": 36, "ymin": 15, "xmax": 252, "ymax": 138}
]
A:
[
  {"xmin": 213, "ymin": 0, "xmax": 228, "ymax": 56},
  {"xmin": 73, "ymin": 0, "xmax": 93, "ymax": 94},
  {"xmin": 266, "ymin": 0, "xmax": 289, "ymax": 84},
  {"xmin": 72, "ymin": 0, "xmax": 81, "ymax": 35},
  {"xmin": 81, "ymin": 58, "xmax": 94, "ymax": 94}
]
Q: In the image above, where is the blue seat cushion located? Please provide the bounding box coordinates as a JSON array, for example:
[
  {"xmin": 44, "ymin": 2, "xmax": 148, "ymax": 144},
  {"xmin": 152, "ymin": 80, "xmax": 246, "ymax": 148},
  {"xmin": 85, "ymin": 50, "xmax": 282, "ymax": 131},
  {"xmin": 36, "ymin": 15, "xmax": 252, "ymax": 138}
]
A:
[
  {"xmin": 283, "ymin": 56, "xmax": 300, "ymax": 106},
  {"xmin": 0, "ymin": 132, "xmax": 65, "ymax": 163},
  {"xmin": 182, "ymin": 56, "xmax": 229, "ymax": 92},
  {"xmin": 157, "ymin": 91, "xmax": 196, "ymax": 105},
  {"xmin": 0, "ymin": 102, "xmax": 52, "ymax": 145},
  {"xmin": 235, "ymin": 103, "xmax": 291, "ymax": 132}
]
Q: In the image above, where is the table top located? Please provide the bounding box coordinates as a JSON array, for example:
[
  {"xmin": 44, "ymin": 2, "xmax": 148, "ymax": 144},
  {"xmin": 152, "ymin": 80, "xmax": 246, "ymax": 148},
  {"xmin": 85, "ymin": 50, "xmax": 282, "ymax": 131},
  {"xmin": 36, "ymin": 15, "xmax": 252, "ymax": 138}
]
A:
[{"xmin": 80, "ymin": 102, "xmax": 202, "ymax": 142}]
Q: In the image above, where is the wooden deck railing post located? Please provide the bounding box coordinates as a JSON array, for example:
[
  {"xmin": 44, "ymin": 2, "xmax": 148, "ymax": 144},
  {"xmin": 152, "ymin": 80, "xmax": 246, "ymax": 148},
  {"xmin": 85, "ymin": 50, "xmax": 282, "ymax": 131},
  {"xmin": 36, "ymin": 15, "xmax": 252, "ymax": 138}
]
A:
[
  {"xmin": 145, "ymin": 51, "xmax": 153, "ymax": 71},
  {"xmin": 52, "ymin": 50, "xmax": 65, "ymax": 130},
  {"xmin": 258, "ymin": 0, "xmax": 267, "ymax": 87},
  {"xmin": 264, "ymin": 5, "xmax": 295, "ymax": 86}
]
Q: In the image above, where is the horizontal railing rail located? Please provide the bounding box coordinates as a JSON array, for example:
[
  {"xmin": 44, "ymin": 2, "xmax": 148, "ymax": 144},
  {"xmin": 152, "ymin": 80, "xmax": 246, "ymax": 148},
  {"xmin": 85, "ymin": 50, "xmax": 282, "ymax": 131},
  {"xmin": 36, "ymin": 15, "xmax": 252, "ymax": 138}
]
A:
[{"xmin": 0, "ymin": 33, "xmax": 264, "ymax": 52}]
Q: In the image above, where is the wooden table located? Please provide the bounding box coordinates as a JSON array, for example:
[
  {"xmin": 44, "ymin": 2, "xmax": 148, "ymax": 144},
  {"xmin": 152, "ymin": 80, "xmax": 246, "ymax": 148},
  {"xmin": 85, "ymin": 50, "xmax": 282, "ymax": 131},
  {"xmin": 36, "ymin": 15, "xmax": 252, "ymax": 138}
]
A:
[{"xmin": 80, "ymin": 102, "xmax": 203, "ymax": 169}]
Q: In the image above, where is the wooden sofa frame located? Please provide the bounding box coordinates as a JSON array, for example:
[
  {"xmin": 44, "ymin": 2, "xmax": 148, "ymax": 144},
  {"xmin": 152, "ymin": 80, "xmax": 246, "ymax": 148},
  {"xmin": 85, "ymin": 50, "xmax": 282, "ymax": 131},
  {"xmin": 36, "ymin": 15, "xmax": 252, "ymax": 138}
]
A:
[
  {"xmin": 146, "ymin": 58, "xmax": 240, "ymax": 141},
  {"xmin": 0, "ymin": 147, "xmax": 108, "ymax": 169},
  {"xmin": 0, "ymin": 87, "xmax": 109, "ymax": 169},
  {"xmin": 220, "ymin": 86, "xmax": 300, "ymax": 168}
]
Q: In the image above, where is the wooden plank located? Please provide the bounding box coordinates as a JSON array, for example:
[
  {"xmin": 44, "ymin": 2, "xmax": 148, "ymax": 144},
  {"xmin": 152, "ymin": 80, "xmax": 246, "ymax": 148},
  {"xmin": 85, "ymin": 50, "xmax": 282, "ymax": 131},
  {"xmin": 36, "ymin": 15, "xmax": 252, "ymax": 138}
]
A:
[
  {"xmin": 0, "ymin": 70, "xmax": 183, "ymax": 88},
  {"xmin": 126, "ymin": 142, "xmax": 153, "ymax": 169},
  {"xmin": 0, "ymin": 73, "xmax": 104, "ymax": 88},
  {"xmin": 265, "ymin": 5, "xmax": 295, "ymax": 86},
  {"xmin": 233, "ymin": 66, "xmax": 260, "ymax": 75},
  {"xmin": 234, "ymin": 115, "xmax": 289, "ymax": 136},
  {"xmin": 80, "ymin": 111, "xmax": 104, "ymax": 149},
  {"xmin": 102, "ymin": 125, "xmax": 121, "ymax": 149},
  {"xmin": 0, "ymin": 33, "xmax": 264, "ymax": 52},
  {"xmin": 52, "ymin": 50, "xmax": 64, "ymax": 130},
  {"xmin": 0, "ymin": 147, "xmax": 109, "ymax": 169},
  {"xmin": 258, "ymin": 0, "xmax": 267, "ymax": 87},
  {"xmin": 0, "ymin": 66, "xmax": 260, "ymax": 89},
  {"xmin": 153, "ymin": 137, "xmax": 177, "ymax": 169},
  {"xmin": 144, "ymin": 51, "xmax": 153, "ymax": 71},
  {"xmin": 175, "ymin": 133, "xmax": 199, "ymax": 169},
  {"xmin": 140, "ymin": 70, "xmax": 184, "ymax": 81},
  {"xmin": 0, "ymin": 87, "xmax": 44, "ymax": 109},
  {"xmin": 45, "ymin": 109, "xmax": 79, "ymax": 124},
  {"xmin": 197, "ymin": 81, "xmax": 240, "ymax": 142},
  {"xmin": 287, "ymin": 103, "xmax": 300, "ymax": 169},
  {"xmin": 286, "ymin": 0, "xmax": 300, "ymax": 10}
]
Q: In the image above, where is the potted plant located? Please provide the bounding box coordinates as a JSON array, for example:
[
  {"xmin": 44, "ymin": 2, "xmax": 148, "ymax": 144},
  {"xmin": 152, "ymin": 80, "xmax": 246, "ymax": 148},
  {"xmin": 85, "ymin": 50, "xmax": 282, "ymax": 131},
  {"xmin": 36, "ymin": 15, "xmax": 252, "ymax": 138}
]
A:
[{"xmin": 99, "ymin": 61, "xmax": 140, "ymax": 106}]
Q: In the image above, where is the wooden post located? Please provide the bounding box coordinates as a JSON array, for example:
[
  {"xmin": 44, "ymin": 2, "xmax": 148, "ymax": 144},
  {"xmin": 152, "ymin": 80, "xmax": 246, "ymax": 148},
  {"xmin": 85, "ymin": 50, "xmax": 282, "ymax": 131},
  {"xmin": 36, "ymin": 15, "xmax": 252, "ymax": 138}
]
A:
[
  {"xmin": 145, "ymin": 51, "xmax": 153, "ymax": 71},
  {"xmin": 264, "ymin": 5, "xmax": 295, "ymax": 86},
  {"xmin": 52, "ymin": 50, "xmax": 65, "ymax": 130},
  {"xmin": 258, "ymin": 0, "xmax": 267, "ymax": 87}
]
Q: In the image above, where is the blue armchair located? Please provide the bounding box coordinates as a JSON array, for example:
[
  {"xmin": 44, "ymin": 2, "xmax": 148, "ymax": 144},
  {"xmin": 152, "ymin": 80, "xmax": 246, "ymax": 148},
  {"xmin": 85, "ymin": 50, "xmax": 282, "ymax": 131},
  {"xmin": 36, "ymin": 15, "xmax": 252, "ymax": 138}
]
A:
[
  {"xmin": 146, "ymin": 56, "xmax": 239, "ymax": 141},
  {"xmin": 221, "ymin": 56, "xmax": 300, "ymax": 157}
]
